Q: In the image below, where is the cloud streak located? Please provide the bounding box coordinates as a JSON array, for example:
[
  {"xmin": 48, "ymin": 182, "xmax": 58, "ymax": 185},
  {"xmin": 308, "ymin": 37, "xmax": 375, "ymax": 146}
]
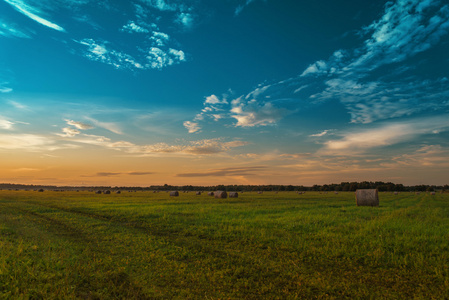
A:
[{"xmin": 3, "ymin": 0, "xmax": 65, "ymax": 32}]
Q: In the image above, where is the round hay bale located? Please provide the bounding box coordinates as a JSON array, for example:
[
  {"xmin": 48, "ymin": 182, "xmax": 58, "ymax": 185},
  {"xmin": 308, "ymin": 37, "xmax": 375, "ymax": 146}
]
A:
[
  {"xmin": 394, "ymin": 191, "xmax": 398, "ymax": 195},
  {"xmin": 229, "ymin": 192, "xmax": 238, "ymax": 198},
  {"xmin": 196, "ymin": 191, "xmax": 201, "ymax": 195},
  {"xmin": 96, "ymin": 190, "xmax": 102, "ymax": 194},
  {"xmin": 208, "ymin": 192, "xmax": 214, "ymax": 196},
  {"xmin": 103, "ymin": 190, "xmax": 111, "ymax": 194},
  {"xmin": 431, "ymin": 191, "xmax": 436, "ymax": 195},
  {"xmin": 214, "ymin": 191, "xmax": 227, "ymax": 199},
  {"xmin": 116, "ymin": 191, "xmax": 121, "ymax": 194},
  {"xmin": 257, "ymin": 191, "xmax": 263, "ymax": 194},
  {"xmin": 170, "ymin": 191, "xmax": 179, "ymax": 197},
  {"xmin": 355, "ymin": 189, "xmax": 379, "ymax": 207},
  {"xmin": 38, "ymin": 189, "xmax": 44, "ymax": 192}
]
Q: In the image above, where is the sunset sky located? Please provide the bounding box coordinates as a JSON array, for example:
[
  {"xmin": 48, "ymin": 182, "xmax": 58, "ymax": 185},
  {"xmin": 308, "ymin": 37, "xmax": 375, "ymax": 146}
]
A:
[{"xmin": 1, "ymin": 0, "xmax": 449, "ymax": 186}]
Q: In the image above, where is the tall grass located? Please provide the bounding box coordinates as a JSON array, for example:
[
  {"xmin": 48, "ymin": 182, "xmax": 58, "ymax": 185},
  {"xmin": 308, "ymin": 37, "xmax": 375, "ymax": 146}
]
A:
[{"xmin": 0, "ymin": 190, "xmax": 448, "ymax": 299}]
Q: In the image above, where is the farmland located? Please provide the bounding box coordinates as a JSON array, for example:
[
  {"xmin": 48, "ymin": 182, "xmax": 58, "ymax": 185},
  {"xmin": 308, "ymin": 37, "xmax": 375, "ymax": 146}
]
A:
[{"xmin": 0, "ymin": 190, "xmax": 448, "ymax": 299}]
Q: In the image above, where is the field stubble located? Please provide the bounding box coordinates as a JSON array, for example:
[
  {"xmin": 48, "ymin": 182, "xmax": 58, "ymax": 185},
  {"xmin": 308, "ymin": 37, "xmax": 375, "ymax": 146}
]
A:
[{"xmin": 0, "ymin": 190, "xmax": 448, "ymax": 299}]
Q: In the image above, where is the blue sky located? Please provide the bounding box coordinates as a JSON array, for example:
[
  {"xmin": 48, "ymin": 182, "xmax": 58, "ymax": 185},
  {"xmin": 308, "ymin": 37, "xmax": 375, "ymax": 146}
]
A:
[{"xmin": 1, "ymin": 0, "xmax": 449, "ymax": 186}]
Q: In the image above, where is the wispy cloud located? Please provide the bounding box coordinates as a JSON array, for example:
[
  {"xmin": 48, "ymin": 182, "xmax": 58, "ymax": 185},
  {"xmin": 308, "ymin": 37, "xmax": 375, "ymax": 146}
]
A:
[
  {"xmin": 66, "ymin": 134, "xmax": 248, "ymax": 156},
  {"xmin": 84, "ymin": 116, "xmax": 122, "ymax": 134},
  {"xmin": 183, "ymin": 121, "xmax": 201, "ymax": 133},
  {"xmin": 121, "ymin": 21, "xmax": 150, "ymax": 33},
  {"xmin": 3, "ymin": 0, "xmax": 65, "ymax": 32},
  {"xmin": 65, "ymin": 119, "xmax": 93, "ymax": 130},
  {"xmin": 0, "ymin": 134, "xmax": 76, "ymax": 151},
  {"xmin": 0, "ymin": 117, "xmax": 14, "ymax": 130},
  {"xmin": 309, "ymin": 130, "xmax": 331, "ymax": 137},
  {"xmin": 74, "ymin": 38, "xmax": 186, "ymax": 70},
  {"xmin": 57, "ymin": 127, "xmax": 80, "ymax": 137},
  {"xmin": 235, "ymin": 0, "xmax": 262, "ymax": 16},
  {"xmin": 319, "ymin": 114, "xmax": 449, "ymax": 155},
  {"xmin": 84, "ymin": 171, "xmax": 154, "ymax": 177},
  {"xmin": 0, "ymin": 19, "xmax": 31, "ymax": 38},
  {"xmin": 177, "ymin": 166, "xmax": 267, "ymax": 177}
]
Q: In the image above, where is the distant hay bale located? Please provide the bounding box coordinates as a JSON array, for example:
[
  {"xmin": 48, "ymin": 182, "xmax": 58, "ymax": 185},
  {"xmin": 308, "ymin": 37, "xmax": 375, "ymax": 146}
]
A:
[
  {"xmin": 196, "ymin": 191, "xmax": 201, "ymax": 195},
  {"xmin": 38, "ymin": 189, "xmax": 44, "ymax": 192},
  {"xmin": 214, "ymin": 191, "xmax": 227, "ymax": 199},
  {"xmin": 170, "ymin": 191, "xmax": 179, "ymax": 197},
  {"xmin": 257, "ymin": 191, "xmax": 263, "ymax": 194},
  {"xmin": 208, "ymin": 192, "xmax": 214, "ymax": 196},
  {"xmin": 394, "ymin": 192, "xmax": 398, "ymax": 195},
  {"xmin": 116, "ymin": 191, "xmax": 121, "ymax": 194},
  {"xmin": 431, "ymin": 191, "xmax": 436, "ymax": 195},
  {"xmin": 103, "ymin": 190, "xmax": 111, "ymax": 194},
  {"xmin": 334, "ymin": 192, "xmax": 338, "ymax": 194},
  {"xmin": 355, "ymin": 189, "xmax": 379, "ymax": 207},
  {"xmin": 96, "ymin": 190, "xmax": 102, "ymax": 194},
  {"xmin": 229, "ymin": 192, "xmax": 238, "ymax": 198}
]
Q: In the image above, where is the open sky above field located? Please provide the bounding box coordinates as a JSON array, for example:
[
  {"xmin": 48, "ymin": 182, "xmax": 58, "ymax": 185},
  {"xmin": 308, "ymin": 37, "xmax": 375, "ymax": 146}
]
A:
[{"xmin": 1, "ymin": 0, "xmax": 449, "ymax": 186}]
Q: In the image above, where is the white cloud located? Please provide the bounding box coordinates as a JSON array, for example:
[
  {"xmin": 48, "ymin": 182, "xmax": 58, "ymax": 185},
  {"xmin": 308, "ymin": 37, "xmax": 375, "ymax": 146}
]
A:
[
  {"xmin": 121, "ymin": 21, "xmax": 149, "ymax": 33},
  {"xmin": 320, "ymin": 115, "xmax": 449, "ymax": 155},
  {"xmin": 0, "ymin": 118, "xmax": 14, "ymax": 130},
  {"xmin": 235, "ymin": 0, "xmax": 258, "ymax": 16},
  {"xmin": 0, "ymin": 20, "xmax": 31, "ymax": 38},
  {"xmin": 150, "ymin": 31, "xmax": 170, "ymax": 46},
  {"xmin": 57, "ymin": 127, "xmax": 80, "ymax": 137},
  {"xmin": 146, "ymin": 47, "xmax": 185, "ymax": 69},
  {"xmin": 176, "ymin": 12, "xmax": 194, "ymax": 28},
  {"xmin": 300, "ymin": 60, "xmax": 328, "ymax": 77},
  {"xmin": 75, "ymin": 39, "xmax": 144, "ymax": 70},
  {"xmin": 68, "ymin": 133, "xmax": 247, "ymax": 156},
  {"xmin": 65, "ymin": 119, "xmax": 93, "ymax": 130},
  {"xmin": 231, "ymin": 101, "xmax": 285, "ymax": 127},
  {"xmin": 84, "ymin": 117, "xmax": 122, "ymax": 134},
  {"xmin": 3, "ymin": 0, "xmax": 65, "ymax": 32},
  {"xmin": 310, "ymin": 130, "xmax": 330, "ymax": 137},
  {"xmin": 205, "ymin": 94, "xmax": 227, "ymax": 105},
  {"xmin": 0, "ymin": 134, "xmax": 72, "ymax": 151},
  {"xmin": 0, "ymin": 86, "xmax": 13, "ymax": 93},
  {"xmin": 144, "ymin": 0, "xmax": 177, "ymax": 11},
  {"xmin": 8, "ymin": 100, "xmax": 28, "ymax": 109},
  {"xmin": 183, "ymin": 121, "xmax": 201, "ymax": 133}
]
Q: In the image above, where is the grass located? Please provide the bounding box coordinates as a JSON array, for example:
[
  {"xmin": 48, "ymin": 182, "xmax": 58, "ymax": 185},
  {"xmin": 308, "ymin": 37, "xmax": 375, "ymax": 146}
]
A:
[{"xmin": 0, "ymin": 190, "xmax": 448, "ymax": 299}]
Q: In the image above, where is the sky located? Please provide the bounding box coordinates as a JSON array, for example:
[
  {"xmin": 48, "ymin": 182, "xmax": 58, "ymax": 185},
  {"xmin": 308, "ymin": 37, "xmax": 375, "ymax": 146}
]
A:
[{"xmin": 1, "ymin": 0, "xmax": 449, "ymax": 187}]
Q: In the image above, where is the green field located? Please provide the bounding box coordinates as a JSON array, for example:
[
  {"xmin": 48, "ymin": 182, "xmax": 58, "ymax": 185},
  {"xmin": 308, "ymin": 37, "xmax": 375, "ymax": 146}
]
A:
[{"xmin": 0, "ymin": 190, "xmax": 448, "ymax": 299}]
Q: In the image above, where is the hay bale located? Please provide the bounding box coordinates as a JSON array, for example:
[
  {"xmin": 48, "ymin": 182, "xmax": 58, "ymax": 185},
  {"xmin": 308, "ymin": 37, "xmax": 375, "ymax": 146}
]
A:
[
  {"xmin": 229, "ymin": 192, "xmax": 238, "ymax": 198},
  {"xmin": 170, "ymin": 191, "xmax": 179, "ymax": 197},
  {"xmin": 355, "ymin": 189, "xmax": 379, "ymax": 207},
  {"xmin": 431, "ymin": 191, "xmax": 436, "ymax": 195},
  {"xmin": 103, "ymin": 190, "xmax": 111, "ymax": 194},
  {"xmin": 116, "ymin": 191, "xmax": 121, "ymax": 194},
  {"xmin": 208, "ymin": 192, "xmax": 214, "ymax": 196},
  {"xmin": 257, "ymin": 191, "xmax": 263, "ymax": 194},
  {"xmin": 214, "ymin": 191, "xmax": 227, "ymax": 199},
  {"xmin": 38, "ymin": 189, "xmax": 44, "ymax": 192},
  {"xmin": 96, "ymin": 190, "xmax": 102, "ymax": 194},
  {"xmin": 196, "ymin": 191, "xmax": 201, "ymax": 195},
  {"xmin": 394, "ymin": 191, "xmax": 398, "ymax": 195}
]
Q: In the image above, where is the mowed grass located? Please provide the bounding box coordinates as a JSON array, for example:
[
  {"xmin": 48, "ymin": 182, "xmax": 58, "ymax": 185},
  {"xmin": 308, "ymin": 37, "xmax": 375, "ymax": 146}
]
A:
[{"xmin": 0, "ymin": 190, "xmax": 448, "ymax": 299}]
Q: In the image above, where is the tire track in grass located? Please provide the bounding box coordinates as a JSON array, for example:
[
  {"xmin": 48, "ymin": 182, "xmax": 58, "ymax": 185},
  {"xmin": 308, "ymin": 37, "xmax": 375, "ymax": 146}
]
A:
[
  {"xmin": 14, "ymin": 200, "xmax": 312, "ymax": 298},
  {"xmin": 0, "ymin": 201, "xmax": 152, "ymax": 299}
]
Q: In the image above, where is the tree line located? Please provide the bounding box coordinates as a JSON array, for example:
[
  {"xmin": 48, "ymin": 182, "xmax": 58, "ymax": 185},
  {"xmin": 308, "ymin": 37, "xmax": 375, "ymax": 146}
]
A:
[{"xmin": 1, "ymin": 181, "xmax": 447, "ymax": 192}]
